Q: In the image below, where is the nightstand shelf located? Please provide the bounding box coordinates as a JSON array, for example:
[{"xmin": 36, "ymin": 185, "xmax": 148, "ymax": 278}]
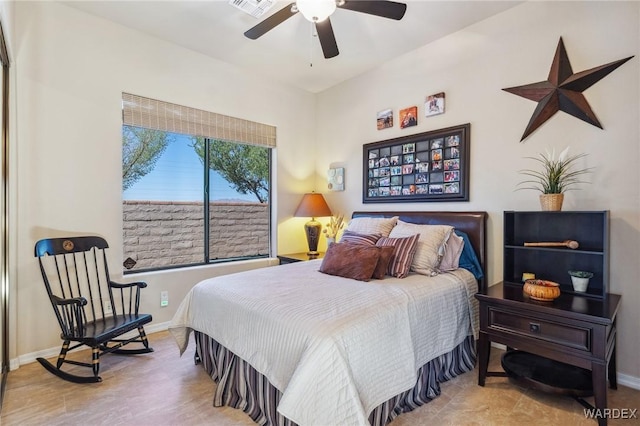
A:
[
  {"xmin": 277, "ymin": 252, "xmax": 325, "ymax": 264},
  {"xmin": 501, "ymin": 350, "xmax": 594, "ymax": 398},
  {"xmin": 504, "ymin": 210, "xmax": 609, "ymax": 299}
]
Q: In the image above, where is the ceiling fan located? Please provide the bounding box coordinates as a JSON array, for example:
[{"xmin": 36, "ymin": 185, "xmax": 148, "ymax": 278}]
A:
[{"xmin": 244, "ymin": 0, "xmax": 407, "ymax": 59}]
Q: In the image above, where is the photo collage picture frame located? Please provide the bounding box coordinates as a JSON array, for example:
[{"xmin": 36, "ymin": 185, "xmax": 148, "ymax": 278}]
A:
[{"xmin": 363, "ymin": 123, "xmax": 470, "ymax": 203}]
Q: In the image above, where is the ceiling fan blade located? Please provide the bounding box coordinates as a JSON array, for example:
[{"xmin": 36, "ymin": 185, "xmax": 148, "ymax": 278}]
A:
[
  {"xmin": 244, "ymin": 3, "xmax": 298, "ymax": 40},
  {"xmin": 340, "ymin": 1, "xmax": 407, "ymax": 20},
  {"xmin": 315, "ymin": 18, "xmax": 339, "ymax": 59}
]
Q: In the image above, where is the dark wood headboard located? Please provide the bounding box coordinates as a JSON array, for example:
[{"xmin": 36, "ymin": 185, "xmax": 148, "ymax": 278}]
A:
[{"xmin": 352, "ymin": 211, "xmax": 488, "ymax": 292}]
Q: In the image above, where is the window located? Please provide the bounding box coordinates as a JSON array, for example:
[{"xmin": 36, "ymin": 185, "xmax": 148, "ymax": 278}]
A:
[{"xmin": 121, "ymin": 94, "xmax": 275, "ymax": 272}]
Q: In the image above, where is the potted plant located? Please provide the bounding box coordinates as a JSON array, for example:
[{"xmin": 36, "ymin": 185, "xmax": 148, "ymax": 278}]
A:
[
  {"xmin": 323, "ymin": 213, "xmax": 345, "ymax": 245},
  {"xmin": 568, "ymin": 270, "xmax": 593, "ymax": 292},
  {"xmin": 517, "ymin": 147, "xmax": 592, "ymax": 211}
]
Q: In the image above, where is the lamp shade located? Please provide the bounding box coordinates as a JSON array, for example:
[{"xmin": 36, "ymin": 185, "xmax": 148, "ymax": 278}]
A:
[{"xmin": 294, "ymin": 193, "xmax": 332, "ymax": 218}]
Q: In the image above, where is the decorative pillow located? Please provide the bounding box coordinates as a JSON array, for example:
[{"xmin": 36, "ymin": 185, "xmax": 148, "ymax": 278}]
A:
[
  {"xmin": 339, "ymin": 230, "xmax": 382, "ymax": 246},
  {"xmin": 389, "ymin": 221, "xmax": 454, "ymax": 276},
  {"xmin": 319, "ymin": 243, "xmax": 380, "ymax": 282},
  {"xmin": 345, "ymin": 216, "xmax": 399, "ymax": 237},
  {"xmin": 375, "ymin": 234, "xmax": 420, "ymax": 278},
  {"xmin": 372, "ymin": 246, "xmax": 395, "ymax": 280},
  {"xmin": 439, "ymin": 231, "xmax": 465, "ymax": 272}
]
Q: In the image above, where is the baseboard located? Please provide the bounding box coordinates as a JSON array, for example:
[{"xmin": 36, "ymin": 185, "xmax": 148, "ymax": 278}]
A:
[
  {"xmin": 617, "ymin": 372, "xmax": 640, "ymax": 390},
  {"xmin": 141, "ymin": 320, "xmax": 172, "ymax": 335},
  {"xmin": 10, "ymin": 320, "xmax": 172, "ymax": 370}
]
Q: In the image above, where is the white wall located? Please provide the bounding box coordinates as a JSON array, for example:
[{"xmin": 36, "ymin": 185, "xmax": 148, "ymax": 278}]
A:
[
  {"xmin": 10, "ymin": 1, "xmax": 316, "ymax": 359},
  {"xmin": 316, "ymin": 1, "xmax": 640, "ymax": 383}
]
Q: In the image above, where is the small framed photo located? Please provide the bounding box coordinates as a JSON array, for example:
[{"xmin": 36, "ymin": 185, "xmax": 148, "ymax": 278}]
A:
[
  {"xmin": 363, "ymin": 123, "xmax": 470, "ymax": 203},
  {"xmin": 425, "ymin": 92, "xmax": 445, "ymax": 117},
  {"xmin": 399, "ymin": 106, "xmax": 418, "ymax": 129},
  {"xmin": 377, "ymin": 108, "xmax": 393, "ymax": 130}
]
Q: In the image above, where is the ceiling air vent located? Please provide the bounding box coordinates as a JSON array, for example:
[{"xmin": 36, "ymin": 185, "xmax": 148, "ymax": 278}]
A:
[{"xmin": 229, "ymin": 0, "xmax": 276, "ymax": 18}]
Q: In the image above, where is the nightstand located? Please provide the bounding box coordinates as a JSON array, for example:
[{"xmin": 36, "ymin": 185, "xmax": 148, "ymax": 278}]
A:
[
  {"xmin": 277, "ymin": 252, "xmax": 325, "ymax": 265},
  {"xmin": 476, "ymin": 282, "xmax": 621, "ymax": 426}
]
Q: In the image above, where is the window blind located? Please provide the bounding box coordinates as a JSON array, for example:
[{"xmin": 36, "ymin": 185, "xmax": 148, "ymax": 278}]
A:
[{"xmin": 122, "ymin": 93, "xmax": 276, "ymax": 148}]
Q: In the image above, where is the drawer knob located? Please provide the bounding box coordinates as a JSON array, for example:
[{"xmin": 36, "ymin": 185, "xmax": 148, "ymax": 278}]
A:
[{"xmin": 530, "ymin": 323, "xmax": 541, "ymax": 333}]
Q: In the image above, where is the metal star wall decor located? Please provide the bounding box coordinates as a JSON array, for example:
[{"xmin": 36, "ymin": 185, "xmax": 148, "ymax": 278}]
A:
[{"xmin": 503, "ymin": 37, "xmax": 634, "ymax": 141}]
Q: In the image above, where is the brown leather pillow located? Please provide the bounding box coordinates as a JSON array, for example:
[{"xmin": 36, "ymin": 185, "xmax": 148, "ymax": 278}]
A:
[
  {"xmin": 319, "ymin": 243, "xmax": 380, "ymax": 282},
  {"xmin": 372, "ymin": 246, "xmax": 395, "ymax": 279}
]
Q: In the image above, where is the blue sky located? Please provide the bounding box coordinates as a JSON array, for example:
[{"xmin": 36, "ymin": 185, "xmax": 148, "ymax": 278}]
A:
[{"xmin": 123, "ymin": 133, "xmax": 257, "ymax": 202}]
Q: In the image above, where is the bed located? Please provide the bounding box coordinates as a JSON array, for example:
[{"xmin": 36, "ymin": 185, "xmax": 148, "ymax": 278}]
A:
[{"xmin": 170, "ymin": 211, "xmax": 488, "ymax": 426}]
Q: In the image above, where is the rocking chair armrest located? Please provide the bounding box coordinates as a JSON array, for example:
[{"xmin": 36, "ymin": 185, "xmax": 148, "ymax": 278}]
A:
[
  {"xmin": 109, "ymin": 280, "xmax": 148, "ymax": 289},
  {"xmin": 51, "ymin": 294, "xmax": 88, "ymax": 307}
]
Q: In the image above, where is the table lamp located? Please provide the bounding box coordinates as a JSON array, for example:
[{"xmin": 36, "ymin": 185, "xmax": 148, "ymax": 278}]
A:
[{"xmin": 294, "ymin": 192, "xmax": 332, "ymax": 256}]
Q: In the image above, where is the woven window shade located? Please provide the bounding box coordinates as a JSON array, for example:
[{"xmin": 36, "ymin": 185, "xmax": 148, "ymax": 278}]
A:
[{"xmin": 122, "ymin": 93, "xmax": 276, "ymax": 148}]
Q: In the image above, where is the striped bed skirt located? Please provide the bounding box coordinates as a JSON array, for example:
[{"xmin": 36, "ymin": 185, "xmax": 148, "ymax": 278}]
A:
[{"xmin": 194, "ymin": 332, "xmax": 476, "ymax": 426}]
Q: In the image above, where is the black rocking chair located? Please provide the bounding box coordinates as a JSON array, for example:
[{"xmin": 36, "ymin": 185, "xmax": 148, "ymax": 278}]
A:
[{"xmin": 35, "ymin": 236, "xmax": 153, "ymax": 383}]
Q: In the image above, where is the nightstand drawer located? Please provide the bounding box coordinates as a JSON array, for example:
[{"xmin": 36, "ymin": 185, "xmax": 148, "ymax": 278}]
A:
[{"xmin": 488, "ymin": 307, "xmax": 591, "ymax": 352}]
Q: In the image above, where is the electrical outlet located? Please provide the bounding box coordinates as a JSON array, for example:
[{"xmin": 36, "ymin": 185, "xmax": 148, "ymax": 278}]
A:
[
  {"xmin": 160, "ymin": 290, "xmax": 169, "ymax": 307},
  {"xmin": 103, "ymin": 300, "xmax": 113, "ymax": 315}
]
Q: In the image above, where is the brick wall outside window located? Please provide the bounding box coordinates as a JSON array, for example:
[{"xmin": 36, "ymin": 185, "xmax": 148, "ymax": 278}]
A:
[{"xmin": 123, "ymin": 201, "xmax": 269, "ymax": 270}]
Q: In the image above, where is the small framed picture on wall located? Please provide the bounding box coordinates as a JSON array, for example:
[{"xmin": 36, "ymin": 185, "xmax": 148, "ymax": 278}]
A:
[
  {"xmin": 399, "ymin": 106, "xmax": 418, "ymax": 129},
  {"xmin": 327, "ymin": 167, "xmax": 345, "ymax": 191},
  {"xmin": 376, "ymin": 108, "xmax": 393, "ymax": 130},
  {"xmin": 425, "ymin": 92, "xmax": 445, "ymax": 117}
]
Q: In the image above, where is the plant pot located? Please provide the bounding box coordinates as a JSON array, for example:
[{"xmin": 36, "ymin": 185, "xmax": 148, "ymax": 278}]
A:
[
  {"xmin": 568, "ymin": 270, "xmax": 593, "ymax": 292},
  {"xmin": 539, "ymin": 193, "xmax": 564, "ymax": 211},
  {"xmin": 570, "ymin": 276, "xmax": 590, "ymax": 292}
]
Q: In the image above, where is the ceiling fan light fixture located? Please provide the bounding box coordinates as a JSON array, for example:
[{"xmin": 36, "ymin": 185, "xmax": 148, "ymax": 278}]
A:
[
  {"xmin": 296, "ymin": 0, "xmax": 337, "ymax": 22},
  {"xmin": 244, "ymin": 0, "xmax": 407, "ymax": 60}
]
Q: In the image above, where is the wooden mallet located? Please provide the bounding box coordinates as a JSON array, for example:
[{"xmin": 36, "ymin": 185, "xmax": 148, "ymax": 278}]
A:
[{"xmin": 524, "ymin": 240, "xmax": 579, "ymax": 249}]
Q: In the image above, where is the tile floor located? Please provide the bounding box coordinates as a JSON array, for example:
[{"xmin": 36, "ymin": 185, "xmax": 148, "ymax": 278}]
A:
[{"xmin": 2, "ymin": 331, "xmax": 638, "ymax": 425}]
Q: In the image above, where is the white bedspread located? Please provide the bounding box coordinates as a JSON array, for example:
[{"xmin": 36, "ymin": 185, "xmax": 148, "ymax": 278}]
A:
[{"xmin": 169, "ymin": 260, "xmax": 478, "ymax": 426}]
